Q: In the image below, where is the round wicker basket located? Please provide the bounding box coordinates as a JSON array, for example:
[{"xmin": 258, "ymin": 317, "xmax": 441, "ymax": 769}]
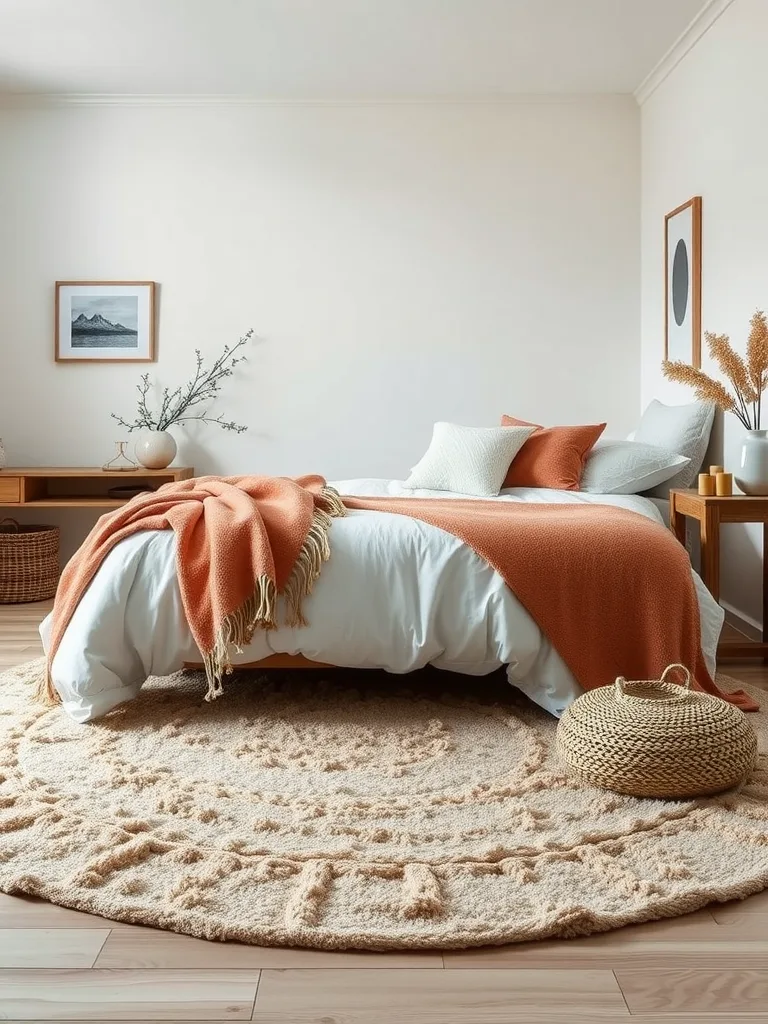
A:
[
  {"xmin": 556, "ymin": 664, "xmax": 758, "ymax": 799},
  {"xmin": 0, "ymin": 518, "xmax": 60, "ymax": 604}
]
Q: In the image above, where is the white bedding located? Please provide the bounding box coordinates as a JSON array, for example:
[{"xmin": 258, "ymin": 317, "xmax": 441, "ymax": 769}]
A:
[
  {"xmin": 41, "ymin": 480, "xmax": 723, "ymax": 724},
  {"xmin": 646, "ymin": 495, "xmax": 670, "ymax": 527}
]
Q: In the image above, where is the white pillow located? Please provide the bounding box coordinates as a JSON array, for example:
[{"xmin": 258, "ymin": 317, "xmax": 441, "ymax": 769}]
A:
[
  {"xmin": 405, "ymin": 422, "xmax": 536, "ymax": 497},
  {"xmin": 580, "ymin": 439, "xmax": 690, "ymax": 495},
  {"xmin": 633, "ymin": 400, "xmax": 715, "ymax": 496}
]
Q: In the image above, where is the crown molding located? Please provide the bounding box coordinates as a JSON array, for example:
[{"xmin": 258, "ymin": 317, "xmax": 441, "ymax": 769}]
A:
[
  {"xmin": 634, "ymin": 0, "xmax": 735, "ymax": 106},
  {"xmin": 0, "ymin": 91, "xmax": 633, "ymax": 110}
]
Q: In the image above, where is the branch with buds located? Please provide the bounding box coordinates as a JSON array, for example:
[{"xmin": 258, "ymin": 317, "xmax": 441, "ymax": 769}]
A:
[{"xmin": 112, "ymin": 330, "xmax": 252, "ymax": 433}]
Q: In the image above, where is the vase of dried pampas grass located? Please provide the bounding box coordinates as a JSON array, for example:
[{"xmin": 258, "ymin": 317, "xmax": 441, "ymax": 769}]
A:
[{"xmin": 663, "ymin": 311, "xmax": 768, "ymax": 495}]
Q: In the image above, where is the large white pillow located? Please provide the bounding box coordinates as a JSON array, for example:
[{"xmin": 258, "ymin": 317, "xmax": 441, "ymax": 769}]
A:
[
  {"xmin": 405, "ymin": 422, "xmax": 536, "ymax": 497},
  {"xmin": 633, "ymin": 400, "xmax": 715, "ymax": 496},
  {"xmin": 580, "ymin": 439, "xmax": 690, "ymax": 495}
]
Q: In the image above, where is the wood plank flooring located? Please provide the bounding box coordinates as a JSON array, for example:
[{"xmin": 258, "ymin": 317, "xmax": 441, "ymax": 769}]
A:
[{"xmin": 2, "ymin": 600, "xmax": 768, "ymax": 1021}]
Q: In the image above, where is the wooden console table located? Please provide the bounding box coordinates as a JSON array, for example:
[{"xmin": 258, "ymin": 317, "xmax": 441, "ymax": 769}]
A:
[
  {"xmin": 669, "ymin": 487, "xmax": 768, "ymax": 659},
  {"xmin": 0, "ymin": 467, "xmax": 194, "ymax": 509}
]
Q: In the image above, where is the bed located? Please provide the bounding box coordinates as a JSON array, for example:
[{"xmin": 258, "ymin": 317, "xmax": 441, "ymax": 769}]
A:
[{"xmin": 40, "ymin": 479, "xmax": 723, "ymax": 724}]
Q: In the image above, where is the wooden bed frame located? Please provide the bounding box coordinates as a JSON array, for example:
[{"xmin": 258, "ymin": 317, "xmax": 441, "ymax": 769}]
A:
[{"xmin": 183, "ymin": 653, "xmax": 328, "ymax": 671}]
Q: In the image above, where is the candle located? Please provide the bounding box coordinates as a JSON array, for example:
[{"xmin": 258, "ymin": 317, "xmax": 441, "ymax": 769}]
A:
[
  {"xmin": 716, "ymin": 472, "xmax": 733, "ymax": 496},
  {"xmin": 710, "ymin": 464, "xmax": 724, "ymax": 477},
  {"xmin": 698, "ymin": 473, "xmax": 716, "ymax": 496}
]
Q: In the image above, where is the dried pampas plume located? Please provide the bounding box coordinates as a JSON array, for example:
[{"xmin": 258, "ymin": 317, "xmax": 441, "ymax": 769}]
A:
[
  {"xmin": 662, "ymin": 310, "xmax": 768, "ymax": 430},
  {"xmin": 661, "ymin": 361, "xmax": 738, "ymax": 415},
  {"xmin": 705, "ymin": 332, "xmax": 757, "ymax": 404},
  {"xmin": 747, "ymin": 310, "xmax": 768, "ymax": 394}
]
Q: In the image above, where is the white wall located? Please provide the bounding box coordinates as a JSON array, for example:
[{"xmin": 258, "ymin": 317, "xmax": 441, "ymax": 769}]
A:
[
  {"xmin": 0, "ymin": 99, "xmax": 639, "ymax": 550},
  {"xmin": 641, "ymin": 0, "xmax": 768, "ymax": 627}
]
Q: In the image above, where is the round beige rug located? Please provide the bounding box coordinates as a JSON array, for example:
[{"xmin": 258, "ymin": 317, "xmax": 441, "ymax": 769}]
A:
[{"xmin": 1, "ymin": 659, "xmax": 767, "ymax": 950}]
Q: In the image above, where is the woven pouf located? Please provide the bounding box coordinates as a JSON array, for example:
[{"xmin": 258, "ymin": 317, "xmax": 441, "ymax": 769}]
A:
[{"xmin": 556, "ymin": 664, "xmax": 758, "ymax": 799}]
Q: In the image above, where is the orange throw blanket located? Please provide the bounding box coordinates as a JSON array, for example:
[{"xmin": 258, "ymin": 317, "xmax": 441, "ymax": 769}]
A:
[
  {"xmin": 40, "ymin": 474, "xmax": 345, "ymax": 705},
  {"xmin": 342, "ymin": 495, "xmax": 757, "ymax": 711}
]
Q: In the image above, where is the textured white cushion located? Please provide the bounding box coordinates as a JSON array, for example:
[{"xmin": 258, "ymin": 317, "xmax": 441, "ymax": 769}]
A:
[
  {"xmin": 405, "ymin": 422, "xmax": 536, "ymax": 497},
  {"xmin": 634, "ymin": 400, "xmax": 715, "ymax": 496},
  {"xmin": 580, "ymin": 439, "xmax": 690, "ymax": 495}
]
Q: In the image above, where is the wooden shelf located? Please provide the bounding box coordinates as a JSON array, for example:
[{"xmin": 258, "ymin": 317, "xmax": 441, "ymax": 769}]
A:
[
  {"xmin": 1, "ymin": 467, "xmax": 192, "ymax": 478},
  {"xmin": 0, "ymin": 467, "xmax": 194, "ymax": 509},
  {"xmin": 17, "ymin": 498, "xmax": 128, "ymax": 508}
]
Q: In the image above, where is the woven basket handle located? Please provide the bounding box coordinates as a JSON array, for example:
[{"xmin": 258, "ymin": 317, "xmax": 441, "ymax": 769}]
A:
[
  {"xmin": 615, "ymin": 663, "xmax": 692, "ymax": 699},
  {"xmin": 659, "ymin": 663, "xmax": 692, "ymax": 689},
  {"xmin": 0, "ymin": 517, "xmax": 19, "ymax": 532}
]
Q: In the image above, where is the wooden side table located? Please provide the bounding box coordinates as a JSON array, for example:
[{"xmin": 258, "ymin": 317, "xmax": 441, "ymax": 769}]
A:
[{"xmin": 669, "ymin": 488, "xmax": 768, "ymax": 659}]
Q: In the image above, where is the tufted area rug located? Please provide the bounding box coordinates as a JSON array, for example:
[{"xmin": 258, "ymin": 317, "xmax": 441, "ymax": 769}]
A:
[{"xmin": 1, "ymin": 659, "xmax": 767, "ymax": 950}]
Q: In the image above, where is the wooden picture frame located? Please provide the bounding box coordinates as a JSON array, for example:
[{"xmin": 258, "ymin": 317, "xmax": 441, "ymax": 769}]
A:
[
  {"xmin": 55, "ymin": 281, "xmax": 156, "ymax": 362},
  {"xmin": 664, "ymin": 197, "xmax": 702, "ymax": 368}
]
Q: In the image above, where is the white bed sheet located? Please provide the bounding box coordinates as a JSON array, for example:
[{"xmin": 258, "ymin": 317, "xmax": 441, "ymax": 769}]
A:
[
  {"xmin": 41, "ymin": 480, "xmax": 723, "ymax": 724},
  {"xmin": 646, "ymin": 495, "xmax": 670, "ymax": 527}
]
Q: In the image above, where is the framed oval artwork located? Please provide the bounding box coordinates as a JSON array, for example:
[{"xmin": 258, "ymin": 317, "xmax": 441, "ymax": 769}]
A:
[{"xmin": 664, "ymin": 197, "xmax": 702, "ymax": 368}]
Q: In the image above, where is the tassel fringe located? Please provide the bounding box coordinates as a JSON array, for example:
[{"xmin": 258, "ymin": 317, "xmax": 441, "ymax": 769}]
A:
[
  {"xmin": 203, "ymin": 485, "xmax": 346, "ymax": 702},
  {"xmin": 202, "ymin": 574, "xmax": 277, "ymax": 702},
  {"xmin": 34, "ymin": 665, "xmax": 61, "ymax": 707},
  {"xmin": 318, "ymin": 484, "xmax": 346, "ymax": 520}
]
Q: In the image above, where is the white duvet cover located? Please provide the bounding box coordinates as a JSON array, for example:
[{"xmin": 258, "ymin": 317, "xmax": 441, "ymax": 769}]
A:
[{"xmin": 41, "ymin": 480, "xmax": 723, "ymax": 724}]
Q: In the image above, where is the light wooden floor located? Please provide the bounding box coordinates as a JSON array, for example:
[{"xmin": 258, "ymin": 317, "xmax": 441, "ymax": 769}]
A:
[{"xmin": 3, "ymin": 601, "xmax": 768, "ymax": 1022}]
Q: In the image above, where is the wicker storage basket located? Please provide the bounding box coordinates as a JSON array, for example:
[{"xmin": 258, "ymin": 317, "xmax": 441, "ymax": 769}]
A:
[
  {"xmin": 556, "ymin": 664, "xmax": 757, "ymax": 799},
  {"xmin": 0, "ymin": 518, "xmax": 60, "ymax": 603}
]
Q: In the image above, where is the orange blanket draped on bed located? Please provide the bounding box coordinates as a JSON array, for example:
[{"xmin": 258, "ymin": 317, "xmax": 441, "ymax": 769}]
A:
[
  {"xmin": 342, "ymin": 495, "xmax": 757, "ymax": 711},
  {"xmin": 40, "ymin": 475, "xmax": 757, "ymax": 712},
  {"xmin": 39, "ymin": 474, "xmax": 346, "ymax": 705}
]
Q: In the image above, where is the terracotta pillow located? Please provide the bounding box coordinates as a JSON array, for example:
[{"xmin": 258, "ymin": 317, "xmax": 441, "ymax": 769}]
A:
[{"xmin": 501, "ymin": 415, "xmax": 606, "ymax": 490}]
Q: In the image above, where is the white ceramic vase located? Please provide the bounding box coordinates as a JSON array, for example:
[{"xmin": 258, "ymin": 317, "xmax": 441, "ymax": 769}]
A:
[
  {"xmin": 135, "ymin": 430, "xmax": 177, "ymax": 470},
  {"xmin": 735, "ymin": 429, "xmax": 768, "ymax": 495}
]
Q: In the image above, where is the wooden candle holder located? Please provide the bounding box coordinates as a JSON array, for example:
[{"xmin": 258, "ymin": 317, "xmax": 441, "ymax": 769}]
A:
[
  {"xmin": 698, "ymin": 473, "xmax": 716, "ymax": 496},
  {"xmin": 715, "ymin": 472, "xmax": 733, "ymax": 496}
]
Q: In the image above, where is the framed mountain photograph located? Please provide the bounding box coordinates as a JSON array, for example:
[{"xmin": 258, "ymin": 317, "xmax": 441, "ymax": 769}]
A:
[{"xmin": 55, "ymin": 281, "xmax": 156, "ymax": 362}]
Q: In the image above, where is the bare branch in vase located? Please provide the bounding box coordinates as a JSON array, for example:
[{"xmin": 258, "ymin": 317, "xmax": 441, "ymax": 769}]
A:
[{"xmin": 112, "ymin": 329, "xmax": 253, "ymax": 434}]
